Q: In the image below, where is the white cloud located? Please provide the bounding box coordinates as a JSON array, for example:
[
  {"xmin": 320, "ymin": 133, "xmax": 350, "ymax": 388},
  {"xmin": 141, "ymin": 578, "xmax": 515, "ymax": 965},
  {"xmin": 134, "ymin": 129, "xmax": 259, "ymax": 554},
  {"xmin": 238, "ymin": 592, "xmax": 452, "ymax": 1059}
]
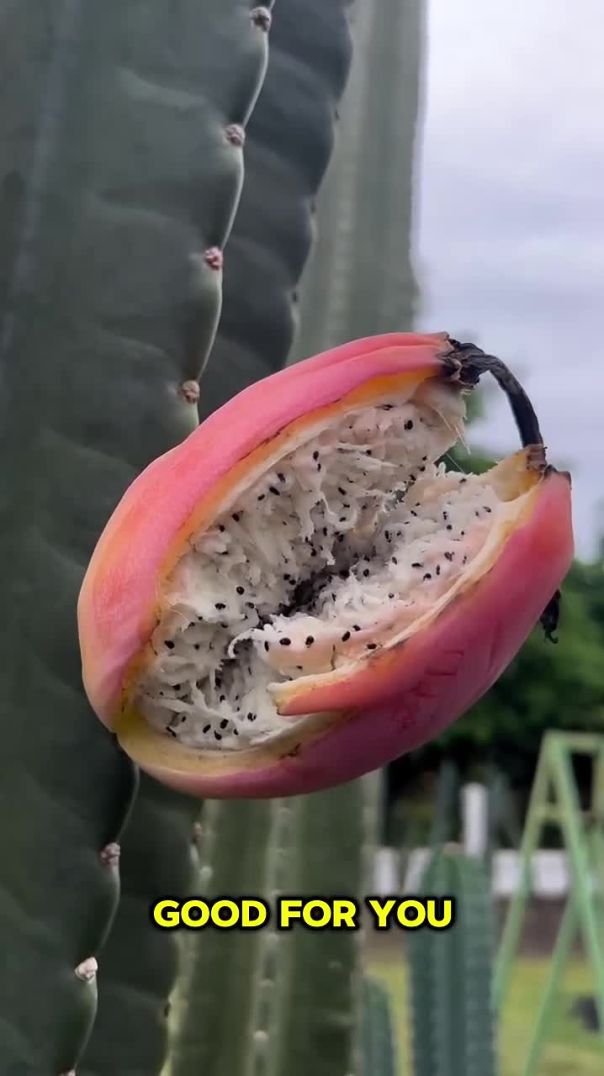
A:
[{"xmin": 415, "ymin": 0, "xmax": 604, "ymax": 557}]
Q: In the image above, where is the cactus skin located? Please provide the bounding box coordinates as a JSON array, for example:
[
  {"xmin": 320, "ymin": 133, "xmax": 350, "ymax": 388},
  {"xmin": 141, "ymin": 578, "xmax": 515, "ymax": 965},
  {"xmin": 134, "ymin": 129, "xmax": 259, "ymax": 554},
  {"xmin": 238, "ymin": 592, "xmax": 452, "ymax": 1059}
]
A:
[
  {"xmin": 265, "ymin": 779, "xmax": 377, "ymax": 1076},
  {"xmin": 362, "ymin": 979, "xmax": 397, "ymax": 1076},
  {"xmin": 408, "ymin": 848, "xmax": 498, "ymax": 1076},
  {"xmin": 291, "ymin": 0, "xmax": 424, "ymax": 360},
  {"xmin": 0, "ymin": 1, "xmax": 270, "ymax": 1070},
  {"xmin": 79, "ymin": 778, "xmax": 200, "ymax": 1076},
  {"xmin": 171, "ymin": 800, "xmax": 291, "ymax": 1076},
  {"xmin": 199, "ymin": 0, "xmax": 353, "ymax": 417}
]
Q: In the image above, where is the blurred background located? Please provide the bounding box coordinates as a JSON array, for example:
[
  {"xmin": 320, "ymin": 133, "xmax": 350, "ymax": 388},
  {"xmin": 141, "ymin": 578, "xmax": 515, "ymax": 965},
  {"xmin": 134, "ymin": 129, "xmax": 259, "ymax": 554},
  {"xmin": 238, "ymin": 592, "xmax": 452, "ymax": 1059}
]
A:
[{"xmin": 291, "ymin": 2, "xmax": 604, "ymax": 1073}]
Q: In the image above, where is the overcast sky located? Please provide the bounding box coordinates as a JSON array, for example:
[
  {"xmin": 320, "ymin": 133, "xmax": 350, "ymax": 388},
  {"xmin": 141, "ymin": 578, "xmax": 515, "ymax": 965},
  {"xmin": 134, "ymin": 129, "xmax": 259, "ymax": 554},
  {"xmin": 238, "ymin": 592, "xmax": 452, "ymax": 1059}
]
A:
[{"xmin": 415, "ymin": 0, "xmax": 603, "ymax": 559}]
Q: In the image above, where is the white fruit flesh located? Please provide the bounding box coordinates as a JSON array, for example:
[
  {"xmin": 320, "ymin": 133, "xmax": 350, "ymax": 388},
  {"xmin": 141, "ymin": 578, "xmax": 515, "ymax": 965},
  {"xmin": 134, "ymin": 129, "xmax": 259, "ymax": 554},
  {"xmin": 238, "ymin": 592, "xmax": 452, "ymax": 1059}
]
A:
[{"xmin": 135, "ymin": 382, "xmax": 508, "ymax": 749}]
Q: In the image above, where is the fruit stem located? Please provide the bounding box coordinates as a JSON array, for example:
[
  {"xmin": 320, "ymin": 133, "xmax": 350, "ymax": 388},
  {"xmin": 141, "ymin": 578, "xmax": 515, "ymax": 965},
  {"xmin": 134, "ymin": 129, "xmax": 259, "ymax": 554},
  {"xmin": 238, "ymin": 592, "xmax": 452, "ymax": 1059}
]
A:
[{"xmin": 444, "ymin": 340, "xmax": 544, "ymax": 449}]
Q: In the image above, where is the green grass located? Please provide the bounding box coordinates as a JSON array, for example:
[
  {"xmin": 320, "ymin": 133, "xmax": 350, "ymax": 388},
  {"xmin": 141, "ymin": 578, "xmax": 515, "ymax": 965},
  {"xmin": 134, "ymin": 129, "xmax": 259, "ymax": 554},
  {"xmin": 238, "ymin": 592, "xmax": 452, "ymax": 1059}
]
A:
[{"xmin": 370, "ymin": 955, "xmax": 603, "ymax": 1075}]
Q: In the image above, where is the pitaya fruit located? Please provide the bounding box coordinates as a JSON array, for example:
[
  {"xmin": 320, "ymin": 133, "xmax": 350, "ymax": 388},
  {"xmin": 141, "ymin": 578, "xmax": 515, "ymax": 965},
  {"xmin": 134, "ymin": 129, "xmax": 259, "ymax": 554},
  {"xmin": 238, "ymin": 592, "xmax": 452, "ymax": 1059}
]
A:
[{"xmin": 78, "ymin": 333, "xmax": 573, "ymax": 797}]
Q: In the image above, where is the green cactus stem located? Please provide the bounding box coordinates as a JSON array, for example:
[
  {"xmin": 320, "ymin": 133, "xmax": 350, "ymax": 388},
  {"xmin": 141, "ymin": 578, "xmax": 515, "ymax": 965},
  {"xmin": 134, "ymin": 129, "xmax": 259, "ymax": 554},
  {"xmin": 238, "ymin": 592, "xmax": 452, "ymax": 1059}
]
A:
[
  {"xmin": 362, "ymin": 978, "xmax": 397, "ymax": 1076},
  {"xmin": 0, "ymin": 1, "xmax": 271, "ymax": 1070},
  {"xmin": 291, "ymin": 0, "xmax": 425, "ymax": 359},
  {"xmin": 199, "ymin": 0, "xmax": 353, "ymax": 416},
  {"xmin": 408, "ymin": 847, "xmax": 498, "ymax": 1076}
]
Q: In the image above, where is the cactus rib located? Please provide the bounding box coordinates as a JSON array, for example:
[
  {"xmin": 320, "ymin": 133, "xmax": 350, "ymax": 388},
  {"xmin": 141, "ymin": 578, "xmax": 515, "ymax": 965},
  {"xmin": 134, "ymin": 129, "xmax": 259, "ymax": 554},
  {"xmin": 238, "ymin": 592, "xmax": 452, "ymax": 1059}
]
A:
[{"xmin": 0, "ymin": 1, "xmax": 271, "ymax": 1070}]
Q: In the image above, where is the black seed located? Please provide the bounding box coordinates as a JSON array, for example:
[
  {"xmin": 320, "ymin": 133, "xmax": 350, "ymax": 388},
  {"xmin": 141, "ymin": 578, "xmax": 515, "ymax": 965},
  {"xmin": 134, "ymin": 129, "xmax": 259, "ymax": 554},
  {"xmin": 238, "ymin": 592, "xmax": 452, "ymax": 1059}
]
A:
[
  {"xmin": 461, "ymin": 530, "xmax": 466, "ymax": 536},
  {"xmin": 391, "ymin": 556, "xmax": 398, "ymax": 565},
  {"xmin": 203, "ymin": 724, "xmax": 211, "ymax": 734},
  {"xmin": 218, "ymin": 524, "xmax": 225, "ymax": 532},
  {"xmin": 404, "ymin": 419, "xmax": 414, "ymax": 430},
  {"xmin": 411, "ymin": 562, "xmax": 423, "ymax": 569},
  {"xmin": 317, "ymin": 463, "xmax": 322, "ymax": 471},
  {"xmin": 341, "ymin": 631, "xmax": 351, "ymax": 642},
  {"xmin": 264, "ymin": 641, "xmax": 270, "ymax": 651},
  {"xmin": 363, "ymin": 569, "xmax": 370, "ymax": 577},
  {"xmin": 246, "ymin": 601, "xmax": 255, "ymax": 610},
  {"xmin": 343, "ymin": 502, "xmax": 350, "ymax": 509},
  {"xmin": 277, "ymin": 472, "xmax": 285, "ymax": 482},
  {"xmin": 236, "ymin": 585, "xmax": 245, "ymax": 595},
  {"xmin": 339, "ymin": 569, "xmax": 350, "ymax": 579},
  {"xmin": 385, "ymin": 530, "xmax": 391, "ymax": 541},
  {"xmin": 296, "ymin": 665, "xmax": 304, "ymax": 671},
  {"xmin": 339, "ymin": 516, "xmax": 347, "ymax": 523},
  {"xmin": 233, "ymin": 728, "xmax": 239, "ymax": 736},
  {"xmin": 446, "ymin": 524, "xmax": 453, "ymax": 531},
  {"xmin": 366, "ymin": 449, "xmax": 372, "ymax": 456},
  {"xmin": 419, "ymin": 465, "xmax": 426, "ymax": 473},
  {"xmin": 353, "ymin": 624, "xmax": 361, "ymax": 632},
  {"xmin": 173, "ymin": 684, "xmax": 181, "ymax": 691},
  {"xmin": 215, "ymin": 602, "xmax": 226, "ymax": 610},
  {"xmin": 338, "ymin": 486, "xmax": 347, "ymax": 496},
  {"xmin": 214, "ymin": 732, "xmax": 222, "ymax": 741},
  {"xmin": 194, "ymin": 643, "xmax": 200, "ymax": 650},
  {"xmin": 388, "ymin": 593, "xmax": 395, "ymax": 599},
  {"xmin": 232, "ymin": 512, "xmax": 241, "ymax": 522},
  {"xmin": 257, "ymin": 493, "xmax": 265, "ymax": 501},
  {"xmin": 460, "ymin": 477, "xmax": 467, "ymax": 484},
  {"xmin": 436, "ymin": 565, "xmax": 441, "ymax": 575},
  {"xmin": 367, "ymin": 642, "xmax": 378, "ymax": 650},
  {"xmin": 305, "ymin": 636, "xmax": 315, "ymax": 647},
  {"xmin": 443, "ymin": 511, "xmax": 448, "ymax": 520},
  {"xmin": 279, "ymin": 638, "xmax": 292, "ymax": 646},
  {"xmin": 165, "ymin": 640, "xmax": 175, "ymax": 649},
  {"xmin": 423, "ymin": 573, "xmax": 432, "ymax": 581},
  {"xmin": 444, "ymin": 551, "xmax": 454, "ymax": 561},
  {"xmin": 411, "ymin": 510, "xmax": 418, "ymax": 517},
  {"xmin": 475, "ymin": 510, "xmax": 481, "ymax": 517},
  {"xmin": 220, "ymin": 719, "xmax": 228, "ymax": 729},
  {"xmin": 323, "ymin": 527, "xmax": 328, "ymax": 537},
  {"xmin": 269, "ymin": 485, "xmax": 280, "ymax": 496},
  {"xmin": 219, "ymin": 694, "xmax": 225, "ymax": 702},
  {"xmin": 313, "ymin": 450, "xmax": 319, "ymax": 460},
  {"xmin": 422, "ymin": 455, "xmax": 428, "ymax": 462},
  {"xmin": 484, "ymin": 506, "xmax": 492, "ymax": 513}
]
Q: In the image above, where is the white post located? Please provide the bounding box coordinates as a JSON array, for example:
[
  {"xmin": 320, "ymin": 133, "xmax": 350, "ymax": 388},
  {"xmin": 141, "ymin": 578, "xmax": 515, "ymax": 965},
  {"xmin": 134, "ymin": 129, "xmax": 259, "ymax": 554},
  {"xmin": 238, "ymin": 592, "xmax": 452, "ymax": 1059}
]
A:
[{"xmin": 462, "ymin": 782, "xmax": 488, "ymax": 858}]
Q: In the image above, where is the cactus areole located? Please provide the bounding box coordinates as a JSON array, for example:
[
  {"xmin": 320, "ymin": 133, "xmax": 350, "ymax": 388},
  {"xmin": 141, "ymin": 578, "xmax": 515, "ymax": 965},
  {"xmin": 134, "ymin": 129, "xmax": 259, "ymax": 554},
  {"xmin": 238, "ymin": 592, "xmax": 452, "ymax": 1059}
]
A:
[{"xmin": 78, "ymin": 333, "xmax": 573, "ymax": 797}]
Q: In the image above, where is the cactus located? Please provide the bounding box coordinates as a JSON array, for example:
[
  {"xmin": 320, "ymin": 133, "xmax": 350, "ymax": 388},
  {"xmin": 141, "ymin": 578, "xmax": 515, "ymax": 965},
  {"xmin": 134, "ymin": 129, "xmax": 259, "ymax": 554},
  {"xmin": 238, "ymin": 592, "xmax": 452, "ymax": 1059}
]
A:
[
  {"xmin": 80, "ymin": 778, "xmax": 200, "ymax": 1076},
  {"xmin": 266, "ymin": 778, "xmax": 378, "ymax": 1076},
  {"xmin": 290, "ymin": 0, "xmax": 425, "ymax": 360},
  {"xmin": 171, "ymin": 799, "xmax": 293, "ymax": 1076},
  {"xmin": 408, "ymin": 848, "xmax": 498, "ymax": 1076},
  {"xmin": 199, "ymin": 0, "xmax": 353, "ymax": 417},
  {"xmin": 0, "ymin": 1, "xmax": 270, "ymax": 1070},
  {"xmin": 362, "ymin": 978, "xmax": 397, "ymax": 1076}
]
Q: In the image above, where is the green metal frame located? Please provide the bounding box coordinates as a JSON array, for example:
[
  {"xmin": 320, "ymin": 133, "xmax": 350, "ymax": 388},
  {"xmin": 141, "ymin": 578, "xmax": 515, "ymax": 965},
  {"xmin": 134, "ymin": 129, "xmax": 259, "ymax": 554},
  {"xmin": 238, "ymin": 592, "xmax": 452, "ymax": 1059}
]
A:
[{"xmin": 494, "ymin": 731, "xmax": 604, "ymax": 1074}]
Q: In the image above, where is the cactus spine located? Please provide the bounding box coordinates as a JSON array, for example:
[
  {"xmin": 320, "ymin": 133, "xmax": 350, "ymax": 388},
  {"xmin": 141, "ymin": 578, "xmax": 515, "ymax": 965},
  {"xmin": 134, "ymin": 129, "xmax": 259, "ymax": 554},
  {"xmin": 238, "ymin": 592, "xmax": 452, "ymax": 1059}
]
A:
[
  {"xmin": 408, "ymin": 848, "xmax": 498, "ymax": 1076},
  {"xmin": 0, "ymin": 1, "xmax": 271, "ymax": 1070}
]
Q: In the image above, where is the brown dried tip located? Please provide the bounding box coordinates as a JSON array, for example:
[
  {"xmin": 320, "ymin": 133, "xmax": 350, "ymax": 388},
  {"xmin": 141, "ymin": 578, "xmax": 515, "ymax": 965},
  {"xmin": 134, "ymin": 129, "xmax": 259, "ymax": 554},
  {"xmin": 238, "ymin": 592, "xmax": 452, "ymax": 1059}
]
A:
[
  {"xmin": 75, "ymin": 957, "xmax": 98, "ymax": 982},
  {"xmin": 203, "ymin": 247, "xmax": 223, "ymax": 271},
  {"xmin": 180, "ymin": 380, "xmax": 200, "ymax": 404},
  {"xmin": 225, "ymin": 123, "xmax": 245, "ymax": 147},
  {"xmin": 444, "ymin": 338, "xmax": 544, "ymax": 449},
  {"xmin": 99, "ymin": 842, "xmax": 120, "ymax": 866},
  {"xmin": 251, "ymin": 6, "xmax": 272, "ymax": 31}
]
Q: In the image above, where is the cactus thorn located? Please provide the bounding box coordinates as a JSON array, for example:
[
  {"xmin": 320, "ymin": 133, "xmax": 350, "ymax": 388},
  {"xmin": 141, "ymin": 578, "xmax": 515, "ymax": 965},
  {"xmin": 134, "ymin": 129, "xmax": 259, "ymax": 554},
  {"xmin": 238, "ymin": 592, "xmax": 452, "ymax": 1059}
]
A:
[
  {"xmin": 99, "ymin": 841, "xmax": 120, "ymax": 866},
  {"xmin": 251, "ymin": 6, "xmax": 272, "ymax": 31},
  {"xmin": 180, "ymin": 379, "xmax": 200, "ymax": 403},
  {"xmin": 225, "ymin": 123, "xmax": 246, "ymax": 147},
  {"xmin": 75, "ymin": 956, "xmax": 98, "ymax": 982},
  {"xmin": 203, "ymin": 247, "xmax": 224, "ymax": 271}
]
